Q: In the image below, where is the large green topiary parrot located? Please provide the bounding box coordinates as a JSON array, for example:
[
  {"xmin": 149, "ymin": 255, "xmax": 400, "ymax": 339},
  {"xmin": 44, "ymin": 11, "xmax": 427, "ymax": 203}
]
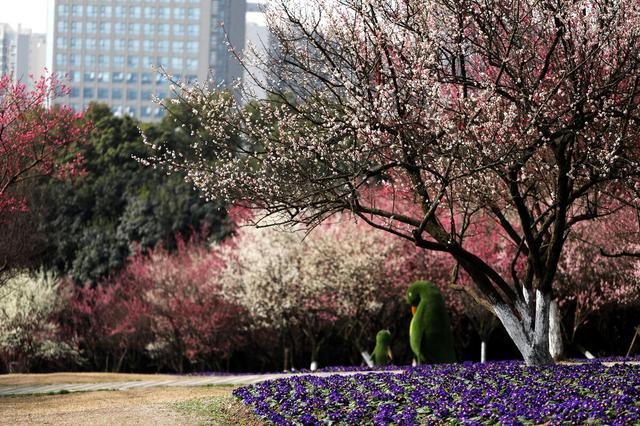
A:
[
  {"xmin": 371, "ymin": 329, "xmax": 393, "ymax": 366},
  {"xmin": 406, "ymin": 280, "xmax": 456, "ymax": 364}
]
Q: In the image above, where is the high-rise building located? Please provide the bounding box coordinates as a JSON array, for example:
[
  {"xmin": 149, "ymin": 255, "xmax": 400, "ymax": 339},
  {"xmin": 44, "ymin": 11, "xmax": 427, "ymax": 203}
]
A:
[
  {"xmin": 0, "ymin": 24, "xmax": 47, "ymax": 88},
  {"xmin": 47, "ymin": 0, "xmax": 246, "ymax": 121},
  {"xmin": 244, "ymin": 0, "xmax": 269, "ymax": 99}
]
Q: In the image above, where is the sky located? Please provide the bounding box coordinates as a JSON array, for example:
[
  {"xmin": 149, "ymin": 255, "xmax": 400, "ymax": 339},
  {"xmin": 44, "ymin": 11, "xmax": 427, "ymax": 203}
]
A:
[{"xmin": 1, "ymin": 0, "xmax": 49, "ymax": 33}]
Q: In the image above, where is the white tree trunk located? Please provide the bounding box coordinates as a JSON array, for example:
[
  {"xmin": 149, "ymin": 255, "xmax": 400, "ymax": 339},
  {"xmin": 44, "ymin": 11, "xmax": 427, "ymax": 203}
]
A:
[
  {"xmin": 480, "ymin": 340, "xmax": 487, "ymax": 363},
  {"xmin": 493, "ymin": 293, "xmax": 554, "ymax": 366},
  {"xmin": 549, "ymin": 299, "xmax": 563, "ymax": 360}
]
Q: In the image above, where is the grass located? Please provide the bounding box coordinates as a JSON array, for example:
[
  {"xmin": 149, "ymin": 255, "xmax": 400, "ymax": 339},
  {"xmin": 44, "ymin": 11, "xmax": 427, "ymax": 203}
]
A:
[
  {"xmin": 175, "ymin": 395, "xmax": 263, "ymax": 425},
  {"xmin": 0, "ymin": 388, "xmax": 117, "ymax": 398}
]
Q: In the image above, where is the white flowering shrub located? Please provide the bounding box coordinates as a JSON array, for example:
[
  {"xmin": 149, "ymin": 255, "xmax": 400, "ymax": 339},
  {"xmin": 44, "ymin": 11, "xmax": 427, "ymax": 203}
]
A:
[
  {"xmin": 0, "ymin": 272, "xmax": 80, "ymax": 372},
  {"xmin": 218, "ymin": 219, "xmax": 405, "ymax": 367}
]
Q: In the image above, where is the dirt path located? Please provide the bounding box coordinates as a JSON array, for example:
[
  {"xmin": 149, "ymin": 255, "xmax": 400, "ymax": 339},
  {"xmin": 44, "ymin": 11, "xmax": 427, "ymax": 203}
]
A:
[
  {"xmin": 0, "ymin": 372, "xmax": 177, "ymax": 386},
  {"xmin": 0, "ymin": 386, "xmax": 233, "ymax": 426}
]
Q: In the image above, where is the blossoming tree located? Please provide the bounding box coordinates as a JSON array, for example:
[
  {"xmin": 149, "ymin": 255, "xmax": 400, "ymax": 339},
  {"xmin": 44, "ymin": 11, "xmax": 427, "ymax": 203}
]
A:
[
  {"xmin": 0, "ymin": 75, "xmax": 87, "ymax": 278},
  {"xmin": 219, "ymin": 220, "xmax": 405, "ymax": 370},
  {"xmin": 145, "ymin": 0, "xmax": 640, "ymax": 365}
]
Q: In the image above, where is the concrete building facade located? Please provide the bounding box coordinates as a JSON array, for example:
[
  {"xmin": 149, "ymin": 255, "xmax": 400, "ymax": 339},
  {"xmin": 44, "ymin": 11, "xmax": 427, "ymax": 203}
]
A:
[{"xmin": 48, "ymin": 0, "xmax": 246, "ymax": 120}]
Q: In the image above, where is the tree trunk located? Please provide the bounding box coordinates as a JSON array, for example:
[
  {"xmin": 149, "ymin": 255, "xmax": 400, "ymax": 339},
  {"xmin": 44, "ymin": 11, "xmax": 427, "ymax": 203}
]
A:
[
  {"xmin": 480, "ymin": 340, "xmax": 487, "ymax": 363},
  {"xmin": 492, "ymin": 291, "xmax": 554, "ymax": 366},
  {"xmin": 309, "ymin": 340, "xmax": 321, "ymax": 371},
  {"xmin": 549, "ymin": 299, "xmax": 563, "ymax": 360}
]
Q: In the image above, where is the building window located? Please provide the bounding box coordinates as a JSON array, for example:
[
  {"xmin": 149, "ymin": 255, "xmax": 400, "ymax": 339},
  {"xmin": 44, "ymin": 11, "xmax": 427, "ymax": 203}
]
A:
[
  {"xmin": 125, "ymin": 106, "xmax": 136, "ymax": 117},
  {"xmin": 174, "ymin": 8, "xmax": 185, "ymax": 19},
  {"xmin": 127, "ymin": 56, "xmax": 139, "ymax": 67},
  {"xmin": 127, "ymin": 73, "xmax": 138, "ymax": 83},
  {"xmin": 143, "ymin": 40, "xmax": 154, "ymax": 51},
  {"xmin": 98, "ymin": 39, "xmax": 111, "ymax": 50},
  {"xmin": 97, "ymin": 72, "xmax": 110, "ymax": 82},
  {"xmin": 141, "ymin": 73, "xmax": 152, "ymax": 84},
  {"xmin": 70, "ymin": 54, "xmax": 80, "ymax": 66},
  {"xmin": 83, "ymin": 88, "xmax": 94, "ymax": 98},
  {"xmin": 71, "ymin": 5, "xmax": 83, "ymax": 17},
  {"xmin": 56, "ymin": 37, "xmax": 67, "ymax": 49},
  {"xmin": 56, "ymin": 54, "xmax": 66, "ymax": 66},
  {"xmin": 98, "ymin": 55, "xmax": 109, "ymax": 66},
  {"xmin": 157, "ymin": 40, "xmax": 169, "ymax": 52},
  {"xmin": 185, "ymin": 41, "xmax": 198, "ymax": 53},
  {"xmin": 143, "ymin": 23, "xmax": 154, "ymax": 34},
  {"xmin": 58, "ymin": 5, "xmax": 68, "ymax": 16},
  {"xmin": 142, "ymin": 56, "xmax": 155, "ymax": 67},
  {"xmin": 187, "ymin": 25, "xmax": 199, "ymax": 36},
  {"xmin": 68, "ymin": 71, "xmax": 80, "ymax": 82},
  {"xmin": 71, "ymin": 22, "xmax": 83, "ymax": 33},
  {"xmin": 112, "ymin": 72, "xmax": 124, "ymax": 82},
  {"xmin": 85, "ymin": 38, "xmax": 96, "ymax": 49},
  {"xmin": 98, "ymin": 88, "xmax": 109, "ymax": 99},
  {"xmin": 114, "ymin": 6, "xmax": 126, "ymax": 18},
  {"xmin": 113, "ymin": 56, "xmax": 125, "ymax": 67},
  {"xmin": 128, "ymin": 23, "xmax": 141, "ymax": 35},
  {"xmin": 187, "ymin": 8, "xmax": 200, "ymax": 19},
  {"xmin": 86, "ymin": 5, "xmax": 97, "ymax": 17},
  {"xmin": 57, "ymin": 21, "xmax": 68, "ymax": 32},
  {"xmin": 69, "ymin": 38, "xmax": 80, "ymax": 49},
  {"xmin": 127, "ymin": 40, "xmax": 140, "ymax": 51},
  {"xmin": 114, "ymin": 39, "xmax": 125, "ymax": 51},
  {"xmin": 99, "ymin": 22, "xmax": 111, "ymax": 34},
  {"xmin": 185, "ymin": 59, "xmax": 198, "ymax": 70},
  {"xmin": 70, "ymin": 88, "xmax": 80, "ymax": 98},
  {"xmin": 115, "ymin": 22, "xmax": 126, "ymax": 34},
  {"xmin": 86, "ymin": 22, "xmax": 97, "ymax": 33},
  {"xmin": 127, "ymin": 90, "xmax": 138, "ymax": 100},
  {"xmin": 157, "ymin": 24, "xmax": 169, "ymax": 35},
  {"xmin": 141, "ymin": 106, "xmax": 152, "ymax": 118},
  {"xmin": 173, "ymin": 24, "xmax": 185, "ymax": 36},
  {"xmin": 85, "ymin": 55, "xmax": 96, "ymax": 66},
  {"xmin": 171, "ymin": 57, "xmax": 184, "ymax": 70},
  {"xmin": 144, "ymin": 7, "xmax": 155, "ymax": 19},
  {"xmin": 156, "ymin": 57, "xmax": 169, "ymax": 67},
  {"xmin": 172, "ymin": 41, "xmax": 184, "ymax": 53},
  {"xmin": 99, "ymin": 6, "xmax": 112, "ymax": 17},
  {"xmin": 130, "ymin": 7, "xmax": 142, "ymax": 18},
  {"xmin": 158, "ymin": 7, "xmax": 170, "ymax": 19},
  {"xmin": 112, "ymin": 89, "xmax": 123, "ymax": 100},
  {"xmin": 141, "ymin": 91, "xmax": 152, "ymax": 100}
]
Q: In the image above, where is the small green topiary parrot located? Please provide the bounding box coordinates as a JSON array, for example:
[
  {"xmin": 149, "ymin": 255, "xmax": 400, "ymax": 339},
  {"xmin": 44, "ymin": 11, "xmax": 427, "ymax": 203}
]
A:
[
  {"xmin": 406, "ymin": 280, "xmax": 456, "ymax": 364},
  {"xmin": 372, "ymin": 329, "xmax": 393, "ymax": 366}
]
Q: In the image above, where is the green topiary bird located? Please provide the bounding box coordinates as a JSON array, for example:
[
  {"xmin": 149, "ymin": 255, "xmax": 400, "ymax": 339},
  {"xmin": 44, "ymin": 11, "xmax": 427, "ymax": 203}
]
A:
[
  {"xmin": 406, "ymin": 280, "xmax": 456, "ymax": 364},
  {"xmin": 372, "ymin": 329, "xmax": 393, "ymax": 366}
]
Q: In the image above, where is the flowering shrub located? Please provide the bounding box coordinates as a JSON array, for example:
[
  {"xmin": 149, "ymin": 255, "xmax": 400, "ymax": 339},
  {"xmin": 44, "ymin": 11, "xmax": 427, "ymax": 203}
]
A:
[
  {"xmin": 234, "ymin": 361, "xmax": 640, "ymax": 425},
  {"xmin": 219, "ymin": 219, "xmax": 419, "ymax": 368},
  {"xmin": 66, "ymin": 235, "xmax": 246, "ymax": 373},
  {"xmin": 0, "ymin": 272, "xmax": 80, "ymax": 373}
]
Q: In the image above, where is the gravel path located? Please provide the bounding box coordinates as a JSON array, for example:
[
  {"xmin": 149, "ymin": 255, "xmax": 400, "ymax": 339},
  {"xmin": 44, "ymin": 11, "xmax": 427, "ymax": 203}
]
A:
[{"xmin": 0, "ymin": 370, "xmax": 393, "ymax": 396}]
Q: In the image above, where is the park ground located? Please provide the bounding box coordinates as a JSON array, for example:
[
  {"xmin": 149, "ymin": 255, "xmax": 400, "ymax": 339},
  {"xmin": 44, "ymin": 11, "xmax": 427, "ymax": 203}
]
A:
[{"xmin": 0, "ymin": 373, "xmax": 261, "ymax": 426}]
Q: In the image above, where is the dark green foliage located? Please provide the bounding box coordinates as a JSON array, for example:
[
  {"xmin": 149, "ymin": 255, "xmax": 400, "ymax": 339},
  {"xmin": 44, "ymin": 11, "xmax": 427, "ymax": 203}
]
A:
[
  {"xmin": 372, "ymin": 330, "xmax": 393, "ymax": 366},
  {"xmin": 407, "ymin": 280, "xmax": 457, "ymax": 364},
  {"xmin": 37, "ymin": 103, "xmax": 232, "ymax": 282}
]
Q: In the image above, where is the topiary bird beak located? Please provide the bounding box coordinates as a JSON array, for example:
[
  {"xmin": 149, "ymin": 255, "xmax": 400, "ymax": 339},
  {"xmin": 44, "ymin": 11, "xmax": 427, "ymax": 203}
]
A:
[{"xmin": 411, "ymin": 305, "xmax": 417, "ymax": 316}]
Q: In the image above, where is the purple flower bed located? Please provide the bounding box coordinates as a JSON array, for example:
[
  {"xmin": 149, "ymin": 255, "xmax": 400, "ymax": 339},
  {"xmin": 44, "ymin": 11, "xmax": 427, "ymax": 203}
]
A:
[{"xmin": 233, "ymin": 361, "xmax": 640, "ymax": 425}]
